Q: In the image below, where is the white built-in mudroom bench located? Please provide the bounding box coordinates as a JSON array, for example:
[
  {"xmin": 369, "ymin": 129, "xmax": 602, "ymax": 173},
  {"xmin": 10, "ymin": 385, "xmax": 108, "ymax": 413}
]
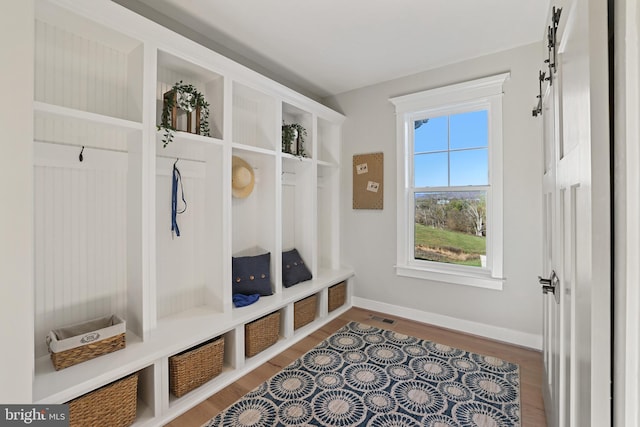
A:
[{"xmin": 31, "ymin": 0, "xmax": 353, "ymax": 425}]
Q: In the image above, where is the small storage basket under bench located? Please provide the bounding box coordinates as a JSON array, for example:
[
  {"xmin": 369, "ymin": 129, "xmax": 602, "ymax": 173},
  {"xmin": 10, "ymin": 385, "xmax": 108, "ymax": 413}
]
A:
[
  {"xmin": 328, "ymin": 281, "xmax": 346, "ymax": 312},
  {"xmin": 294, "ymin": 294, "xmax": 317, "ymax": 330},
  {"xmin": 245, "ymin": 311, "xmax": 280, "ymax": 357},
  {"xmin": 47, "ymin": 314, "xmax": 126, "ymax": 371},
  {"xmin": 169, "ymin": 336, "xmax": 225, "ymax": 397},
  {"xmin": 67, "ymin": 371, "xmax": 138, "ymax": 427}
]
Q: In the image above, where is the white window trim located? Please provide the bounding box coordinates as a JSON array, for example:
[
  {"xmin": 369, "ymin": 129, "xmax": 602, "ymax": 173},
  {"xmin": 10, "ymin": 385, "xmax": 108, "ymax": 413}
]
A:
[{"xmin": 390, "ymin": 73, "xmax": 509, "ymax": 290}]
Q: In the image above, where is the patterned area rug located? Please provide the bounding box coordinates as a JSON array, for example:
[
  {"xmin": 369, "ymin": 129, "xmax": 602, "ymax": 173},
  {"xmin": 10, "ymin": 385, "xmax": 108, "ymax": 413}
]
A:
[{"xmin": 204, "ymin": 322, "xmax": 520, "ymax": 427}]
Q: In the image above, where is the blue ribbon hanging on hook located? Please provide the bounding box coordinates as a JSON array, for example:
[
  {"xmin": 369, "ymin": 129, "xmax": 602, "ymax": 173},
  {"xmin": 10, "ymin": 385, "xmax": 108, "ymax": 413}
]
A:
[{"xmin": 171, "ymin": 159, "xmax": 187, "ymax": 238}]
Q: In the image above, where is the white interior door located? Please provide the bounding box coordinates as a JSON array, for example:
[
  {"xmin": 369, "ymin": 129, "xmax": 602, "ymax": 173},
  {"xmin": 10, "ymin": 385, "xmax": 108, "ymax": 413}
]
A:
[{"xmin": 541, "ymin": 0, "xmax": 611, "ymax": 426}]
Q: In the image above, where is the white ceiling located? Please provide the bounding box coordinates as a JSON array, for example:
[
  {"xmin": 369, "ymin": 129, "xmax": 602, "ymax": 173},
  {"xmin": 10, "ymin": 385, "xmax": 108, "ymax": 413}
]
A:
[{"xmin": 117, "ymin": 0, "xmax": 550, "ymax": 99}]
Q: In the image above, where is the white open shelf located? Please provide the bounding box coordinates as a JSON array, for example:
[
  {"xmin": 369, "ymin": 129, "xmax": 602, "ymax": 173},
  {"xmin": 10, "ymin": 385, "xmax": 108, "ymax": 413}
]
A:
[
  {"xmin": 282, "ymin": 101, "xmax": 314, "ymax": 159},
  {"xmin": 232, "ymin": 82, "xmax": 278, "ymax": 151},
  {"xmin": 35, "ymin": 1, "xmax": 144, "ymax": 123},
  {"xmin": 317, "ymin": 117, "xmax": 341, "ymax": 166},
  {"xmin": 157, "ymin": 50, "xmax": 225, "ymax": 141}
]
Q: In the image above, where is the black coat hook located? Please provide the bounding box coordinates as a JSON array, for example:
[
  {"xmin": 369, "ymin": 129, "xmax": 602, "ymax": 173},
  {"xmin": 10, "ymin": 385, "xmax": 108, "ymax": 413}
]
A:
[{"xmin": 79, "ymin": 146, "xmax": 85, "ymax": 162}]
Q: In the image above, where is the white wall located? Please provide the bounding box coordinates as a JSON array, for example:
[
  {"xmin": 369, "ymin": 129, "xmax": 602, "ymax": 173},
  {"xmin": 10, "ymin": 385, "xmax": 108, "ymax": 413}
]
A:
[
  {"xmin": 0, "ymin": 0, "xmax": 34, "ymax": 402},
  {"xmin": 324, "ymin": 42, "xmax": 544, "ymax": 348}
]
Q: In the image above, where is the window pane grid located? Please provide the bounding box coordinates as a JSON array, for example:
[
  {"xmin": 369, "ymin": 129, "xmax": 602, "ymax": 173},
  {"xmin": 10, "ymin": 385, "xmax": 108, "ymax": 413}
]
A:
[{"xmin": 413, "ymin": 110, "xmax": 488, "ymax": 188}]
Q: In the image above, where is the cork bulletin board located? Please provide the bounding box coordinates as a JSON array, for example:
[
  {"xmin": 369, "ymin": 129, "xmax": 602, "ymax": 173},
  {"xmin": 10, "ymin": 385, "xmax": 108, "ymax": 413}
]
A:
[{"xmin": 353, "ymin": 152, "xmax": 383, "ymax": 209}]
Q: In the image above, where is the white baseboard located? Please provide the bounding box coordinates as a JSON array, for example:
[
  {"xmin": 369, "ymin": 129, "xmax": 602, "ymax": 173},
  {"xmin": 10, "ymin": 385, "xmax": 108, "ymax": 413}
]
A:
[{"xmin": 352, "ymin": 296, "xmax": 542, "ymax": 350}]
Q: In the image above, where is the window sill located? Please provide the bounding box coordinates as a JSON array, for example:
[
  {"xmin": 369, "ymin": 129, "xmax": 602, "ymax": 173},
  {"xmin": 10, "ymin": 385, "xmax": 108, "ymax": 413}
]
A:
[{"xmin": 395, "ymin": 264, "xmax": 504, "ymax": 290}]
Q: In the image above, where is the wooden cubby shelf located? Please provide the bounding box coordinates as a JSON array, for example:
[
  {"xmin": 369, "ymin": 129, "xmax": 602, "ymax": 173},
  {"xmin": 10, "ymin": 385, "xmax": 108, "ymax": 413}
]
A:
[{"xmin": 30, "ymin": 0, "xmax": 352, "ymax": 425}]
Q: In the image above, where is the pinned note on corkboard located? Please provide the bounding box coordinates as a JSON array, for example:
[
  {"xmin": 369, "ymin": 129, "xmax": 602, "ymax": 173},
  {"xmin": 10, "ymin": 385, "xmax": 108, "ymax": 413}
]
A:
[{"xmin": 353, "ymin": 152, "xmax": 383, "ymax": 210}]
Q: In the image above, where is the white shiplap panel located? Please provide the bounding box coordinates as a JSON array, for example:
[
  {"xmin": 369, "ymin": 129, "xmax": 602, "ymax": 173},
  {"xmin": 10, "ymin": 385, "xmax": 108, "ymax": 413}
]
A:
[
  {"xmin": 33, "ymin": 145, "xmax": 128, "ymax": 358},
  {"xmin": 42, "ymin": 20, "xmax": 55, "ymax": 110},
  {"xmin": 34, "ymin": 19, "xmax": 132, "ymax": 121},
  {"xmin": 34, "ymin": 115, "xmax": 130, "ymax": 151},
  {"xmin": 155, "ymin": 159, "xmax": 207, "ymax": 318},
  {"xmin": 282, "ymin": 183, "xmax": 296, "ymax": 250},
  {"xmin": 231, "ymin": 170, "xmax": 263, "ymax": 254},
  {"xmin": 232, "ymin": 92, "xmax": 259, "ymax": 147},
  {"xmin": 86, "ymin": 29, "xmax": 98, "ymax": 116},
  {"xmin": 231, "ymin": 84, "xmax": 276, "ymax": 151},
  {"xmin": 34, "ymin": 20, "xmax": 45, "ymax": 103},
  {"xmin": 317, "ymin": 184, "xmax": 332, "ymax": 271}
]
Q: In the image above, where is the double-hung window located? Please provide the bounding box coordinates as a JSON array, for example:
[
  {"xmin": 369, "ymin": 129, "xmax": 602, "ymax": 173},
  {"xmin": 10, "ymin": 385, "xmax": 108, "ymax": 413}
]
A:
[{"xmin": 390, "ymin": 73, "xmax": 509, "ymax": 289}]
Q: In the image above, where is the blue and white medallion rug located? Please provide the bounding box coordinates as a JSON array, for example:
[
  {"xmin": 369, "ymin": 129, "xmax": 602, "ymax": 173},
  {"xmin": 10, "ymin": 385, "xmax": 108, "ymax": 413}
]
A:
[{"xmin": 203, "ymin": 322, "xmax": 520, "ymax": 427}]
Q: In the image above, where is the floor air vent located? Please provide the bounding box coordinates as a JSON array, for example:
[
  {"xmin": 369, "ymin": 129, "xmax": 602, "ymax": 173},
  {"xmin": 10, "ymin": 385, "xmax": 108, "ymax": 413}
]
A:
[{"xmin": 369, "ymin": 315, "xmax": 396, "ymax": 325}]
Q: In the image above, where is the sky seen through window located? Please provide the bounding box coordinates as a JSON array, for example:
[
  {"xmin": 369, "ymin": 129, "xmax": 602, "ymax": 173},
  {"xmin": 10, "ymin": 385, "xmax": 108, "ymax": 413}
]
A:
[{"xmin": 414, "ymin": 110, "xmax": 488, "ymax": 188}]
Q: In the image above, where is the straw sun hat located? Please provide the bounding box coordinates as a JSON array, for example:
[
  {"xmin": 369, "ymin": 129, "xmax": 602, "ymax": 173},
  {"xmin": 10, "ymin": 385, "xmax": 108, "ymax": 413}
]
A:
[{"xmin": 232, "ymin": 156, "xmax": 255, "ymax": 198}]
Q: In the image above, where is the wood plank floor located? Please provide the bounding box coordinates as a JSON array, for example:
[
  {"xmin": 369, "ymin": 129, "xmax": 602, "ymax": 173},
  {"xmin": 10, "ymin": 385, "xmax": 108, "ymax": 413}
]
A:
[{"xmin": 165, "ymin": 307, "xmax": 547, "ymax": 426}]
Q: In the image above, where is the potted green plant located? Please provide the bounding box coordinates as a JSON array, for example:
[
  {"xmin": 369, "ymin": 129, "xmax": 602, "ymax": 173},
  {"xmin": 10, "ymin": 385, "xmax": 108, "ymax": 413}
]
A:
[
  {"xmin": 158, "ymin": 81, "xmax": 211, "ymax": 147},
  {"xmin": 281, "ymin": 122, "xmax": 308, "ymax": 157}
]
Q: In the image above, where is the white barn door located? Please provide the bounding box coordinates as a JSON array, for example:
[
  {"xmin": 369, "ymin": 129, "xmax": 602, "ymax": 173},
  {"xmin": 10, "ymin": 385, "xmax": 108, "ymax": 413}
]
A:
[{"xmin": 541, "ymin": 0, "xmax": 611, "ymax": 426}]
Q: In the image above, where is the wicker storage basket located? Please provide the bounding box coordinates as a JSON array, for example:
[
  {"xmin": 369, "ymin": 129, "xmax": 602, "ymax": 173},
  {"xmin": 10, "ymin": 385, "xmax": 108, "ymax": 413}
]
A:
[
  {"xmin": 245, "ymin": 311, "xmax": 280, "ymax": 357},
  {"xmin": 47, "ymin": 315, "xmax": 126, "ymax": 370},
  {"xmin": 328, "ymin": 282, "xmax": 346, "ymax": 312},
  {"xmin": 169, "ymin": 336, "xmax": 225, "ymax": 397},
  {"xmin": 67, "ymin": 372, "xmax": 138, "ymax": 427},
  {"xmin": 294, "ymin": 294, "xmax": 317, "ymax": 330}
]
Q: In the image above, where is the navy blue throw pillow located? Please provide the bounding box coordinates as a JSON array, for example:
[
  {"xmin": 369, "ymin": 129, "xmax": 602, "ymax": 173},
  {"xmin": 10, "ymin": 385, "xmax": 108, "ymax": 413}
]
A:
[
  {"xmin": 232, "ymin": 253, "xmax": 273, "ymax": 296},
  {"xmin": 282, "ymin": 249, "xmax": 312, "ymax": 288}
]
